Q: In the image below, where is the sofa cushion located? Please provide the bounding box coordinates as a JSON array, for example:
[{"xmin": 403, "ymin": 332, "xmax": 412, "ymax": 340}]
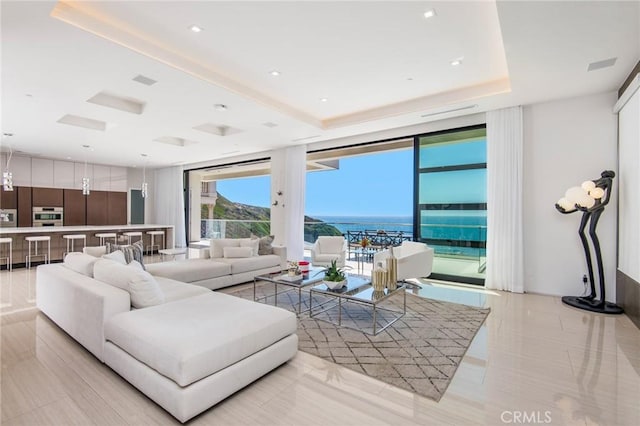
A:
[
  {"xmin": 210, "ymin": 239, "xmax": 240, "ymax": 258},
  {"xmin": 257, "ymin": 235, "xmax": 275, "ymax": 255},
  {"xmin": 94, "ymin": 259, "xmax": 144, "ymax": 290},
  {"xmin": 103, "ymin": 250, "xmax": 127, "ymax": 265},
  {"xmin": 107, "ymin": 241, "xmax": 145, "ymax": 269},
  {"xmin": 215, "ymin": 254, "xmax": 281, "ymax": 274},
  {"xmin": 104, "ymin": 292, "xmax": 297, "ymax": 387},
  {"xmin": 154, "ymin": 276, "xmax": 210, "ymax": 303},
  {"xmin": 239, "ymin": 238, "xmax": 259, "ymax": 256},
  {"xmin": 318, "ymin": 237, "xmax": 344, "ymax": 254},
  {"xmin": 145, "ymin": 259, "xmax": 231, "ymax": 283},
  {"xmin": 63, "ymin": 252, "xmax": 99, "ymax": 277},
  {"xmin": 223, "ymin": 246, "xmax": 253, "ymax": 258},
  {"xmin": 128, "ymin": 270, "xmax": 165, "ymax": 308},
  {"xmin": 83, "ymin": 245, "xmax": 107, "ymax": 257},
  {"xmin": 313, "ymin": 253, "xmax": 340, "ymax": 264}
]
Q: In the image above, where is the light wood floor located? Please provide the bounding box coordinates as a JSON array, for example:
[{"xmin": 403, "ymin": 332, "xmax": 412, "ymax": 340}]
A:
[{"xmin": 1, "ymin": 265, "xmax": 639, "ymax": 425}]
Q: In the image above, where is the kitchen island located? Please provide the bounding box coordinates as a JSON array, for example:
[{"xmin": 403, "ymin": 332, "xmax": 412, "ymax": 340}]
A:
[{"xmin": 0, "ymin": 224, "xmax": 175, "ymax": 269}]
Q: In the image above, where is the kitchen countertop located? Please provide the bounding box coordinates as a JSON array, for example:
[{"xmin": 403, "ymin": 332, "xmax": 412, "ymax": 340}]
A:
[{"xmin": 0, "ymin": 224, "xmax": 174, "ymax": 234}]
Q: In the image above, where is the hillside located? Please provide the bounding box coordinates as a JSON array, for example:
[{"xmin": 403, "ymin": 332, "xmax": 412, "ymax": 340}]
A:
[{"xmin": 203, "ymin": 193, "xmax": 342, "ymax": 239}]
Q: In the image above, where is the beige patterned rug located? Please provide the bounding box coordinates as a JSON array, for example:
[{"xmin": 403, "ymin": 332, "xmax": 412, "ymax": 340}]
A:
[{"xmin": 222, "ymin": 282, "xmax": 490, "ymax": 402}]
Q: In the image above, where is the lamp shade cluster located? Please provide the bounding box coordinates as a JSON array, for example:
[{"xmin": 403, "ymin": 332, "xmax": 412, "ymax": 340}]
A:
[{"xmin": 557, "ymin": 180, "xmax": 605, "ymax": 212}]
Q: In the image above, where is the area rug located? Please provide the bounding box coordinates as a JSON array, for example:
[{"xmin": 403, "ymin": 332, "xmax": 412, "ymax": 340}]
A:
[{"xmin": 221, "ymin": 282, "xmax": 490, "ymax": 402}]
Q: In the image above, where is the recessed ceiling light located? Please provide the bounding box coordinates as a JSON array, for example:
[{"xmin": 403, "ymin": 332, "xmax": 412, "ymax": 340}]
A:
[
  {"xmin": 450, "ymin": 57, "xmax": 464, "ymax": 66},
  {"xmin": 269, "ymin": 70, "xmax": 281, "ymax": 76},
  {"xmin": 423, "ymin": 9, "xmax": 436, "ymax": 19},
  {"xmin": 214, "ymin": 104, "xmax": 228, "ymax": 112},
  {"xmin": 320, "ymin": 98, "xmax": 328, "ymax": 102},
  {"xmin": 189, "ymin": 25, "xmax": 203, "ymax": 33}
]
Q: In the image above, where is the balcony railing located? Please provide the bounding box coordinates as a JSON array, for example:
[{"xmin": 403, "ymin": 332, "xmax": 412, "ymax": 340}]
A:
[{"xmin": 201, "ymin": 219, "xmax": 485, "ymax": 262}]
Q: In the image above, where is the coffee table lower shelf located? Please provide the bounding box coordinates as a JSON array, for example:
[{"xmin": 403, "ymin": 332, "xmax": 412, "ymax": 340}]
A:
[{"xmin": 309, "ymin": 281, "xmax": 406, "ymax": 335}]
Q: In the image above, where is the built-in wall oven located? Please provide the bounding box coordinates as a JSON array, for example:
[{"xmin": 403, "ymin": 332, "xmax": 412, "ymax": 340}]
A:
[
  {"xmin": 33, "ymin": 207, "xmax": 64, "ymax": 226},
  {"xmin": 0, "ymin": 209, "xmax": 17, "ymax": 227}
]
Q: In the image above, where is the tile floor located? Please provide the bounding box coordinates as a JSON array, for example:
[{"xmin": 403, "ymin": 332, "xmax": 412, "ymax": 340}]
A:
[{"xmin": 1, "ymin": 261, "xmax": 639, "ymax": 425}]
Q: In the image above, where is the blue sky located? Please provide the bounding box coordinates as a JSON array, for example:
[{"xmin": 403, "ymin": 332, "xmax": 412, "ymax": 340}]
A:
[
  {"xmin": 216, "ymin": 149, "xmax": 413, "ymax": 217},
  {"xmin": 215, "ymin": 140, "xmax": 486, "ymax": 217}
]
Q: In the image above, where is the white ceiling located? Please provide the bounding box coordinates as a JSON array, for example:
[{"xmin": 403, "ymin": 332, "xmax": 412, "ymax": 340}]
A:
[{"xmin": 1, "ymin": 1, "xmax": 638, "ymax": 168}]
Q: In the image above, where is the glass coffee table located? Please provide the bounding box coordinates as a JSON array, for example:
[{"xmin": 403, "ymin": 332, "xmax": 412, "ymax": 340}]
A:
[
  {"xmin": 254, "ymin": 267, "xmax": 324, "ymax": 313},
  {"xmin": 309, "ymin": 275, "xmax": 406, "ymax": 335}
]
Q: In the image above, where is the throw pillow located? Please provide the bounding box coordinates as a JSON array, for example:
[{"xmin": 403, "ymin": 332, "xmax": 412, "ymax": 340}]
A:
[
  {"xmin": 239, "ymin": 238, "xmax": 259, "ymax": 256},
  {"xmin": 106, "ymin": 240, "xmax": 145, "ymax": 269},
  {"xmin": 210, "ymin": 238, "xmax": 240, "ymax": 258},
  {"xmin": 258, "ymin": 235, "xmax": 275, "ymax": 255},
  {"xmin": 93, "ymin": 259, "xmax": 144, "ymax": 291},
  {"xmin": 223, "ymin": 246, "xmax": 253, "ymax": 258},
  {"xmin": 83, "ymin": 245, "xmax": 107, "ymax": 257},
  {"xmin": 63, "ymin": 252, "xmax": 99, "ymax": 277},
  {"xmin": 128, "ymin": 270, "xmax": 165, "ymax": 308},
  {"xmin": 102, "ymin": 250, "xmax": 127, "ymax": 265}
]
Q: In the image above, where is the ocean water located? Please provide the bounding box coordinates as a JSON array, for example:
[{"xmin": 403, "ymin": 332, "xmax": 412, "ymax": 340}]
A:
[{"xmin": 313, "ymin": 215, "xmax": 486, "ymax": 257}]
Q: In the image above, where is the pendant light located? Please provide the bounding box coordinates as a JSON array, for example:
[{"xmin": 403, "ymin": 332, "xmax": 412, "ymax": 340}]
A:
[
  {"xmin": 82, "ymin": 145, "xmax": 91, "ymax": 195},
  {"xmin": 2, "ymin": 133, "xmax": 14, "ymax": 191},
  {"xmin": 141, "ymin": 153, "xmax": 148, "ymax": 198}
]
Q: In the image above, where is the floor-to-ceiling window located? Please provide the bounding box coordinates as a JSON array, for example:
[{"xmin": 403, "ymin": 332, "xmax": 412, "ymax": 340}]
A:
[{"xmin": 415, "ymin": 125, "xmax": 487, "ymax": 285}]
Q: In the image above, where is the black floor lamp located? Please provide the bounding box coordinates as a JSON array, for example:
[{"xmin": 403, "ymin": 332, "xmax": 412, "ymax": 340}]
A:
[{"xmin": 555, "ymin": 170, "xmax": 623, "ymax": 314}]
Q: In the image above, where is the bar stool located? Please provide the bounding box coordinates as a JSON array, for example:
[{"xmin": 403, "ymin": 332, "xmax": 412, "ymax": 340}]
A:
[
  {"xmin": 62, "ymin": 234, "xmax": 86, "ymax": 257},
  {"xmin": 123, "ymin": 231, "xmax": 142, "ymax": 245},
  {"xmin": 25, "ymin": 235, "xmax": 51, "ymax": 269},
  {"xmin": 0, "ymin": 237, "xmax": 12, "ymax": 271},
  {"xmin": 146, "ymin": 230, "xmax": 165, "ymax": 255},
  {"xmin": 95, "ymin": 233, "xmax": 117, "ymax": 246}
]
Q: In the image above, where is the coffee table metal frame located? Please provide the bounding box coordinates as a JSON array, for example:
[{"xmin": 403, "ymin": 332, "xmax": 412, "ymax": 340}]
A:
[
  {"xmin": 253, "ymin": 268, "xmax": 323, "ymax": 313},
  {"xmin": 309, "ymin": 276, "xmax": 406, "ymax": 335}
]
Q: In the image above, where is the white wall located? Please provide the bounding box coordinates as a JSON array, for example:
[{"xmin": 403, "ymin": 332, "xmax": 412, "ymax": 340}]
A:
[
  {"xmin": 523, "ymin": 91, "xmax": 618, "ymax": 300},
  {"xmin": 617, "ymin": 87, "xmax": 640, "ymax": 282}
]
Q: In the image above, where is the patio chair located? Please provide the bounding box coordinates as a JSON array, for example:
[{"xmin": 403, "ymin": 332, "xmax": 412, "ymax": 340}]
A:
[
  {"xmin": 311, "ymin": 236, "xmax": 348, "ymax": 267},
  {"xmin": 373, "ymin": 241, "xmax": 434, "ymax": 283}
]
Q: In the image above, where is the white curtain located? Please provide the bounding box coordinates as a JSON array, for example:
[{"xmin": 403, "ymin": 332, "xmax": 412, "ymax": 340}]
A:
[
  {"xmin": 153, "ymin": 166, "xmax": 186, "ymax": 248},
  {"xmin": 485, "ymin": 106, "xmax": 524, "ymax": 292}
]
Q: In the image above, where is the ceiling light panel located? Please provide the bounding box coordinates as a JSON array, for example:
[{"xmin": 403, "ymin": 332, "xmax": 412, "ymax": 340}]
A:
[
  {"xmin": 132, "ymin": 74, "xmax": 157, "ymax": 86},
  {"xmin": 153, "ymin": 136, "xmax": 197, "ymax": 147},
  {"xmin": 87, "ymin": 91, "xmax": 146, "ymax": 114},
  {"xmin": 189, "ymin": 25, "xmax": 203, "ymax": 32},
  {"xmin": 57, "ymin": 114, "xmax": 107, "ymax": 131},
  {"xmin": 423, "ymin": 9, "xmax": 436, "ymax": 19},
  {"xmin": 193, "ymin": 123, "xmax": 243, "ymax": 137},
  {"xmin": 587, "ymin": 57, "xmax": 617, "ymax": 72}
]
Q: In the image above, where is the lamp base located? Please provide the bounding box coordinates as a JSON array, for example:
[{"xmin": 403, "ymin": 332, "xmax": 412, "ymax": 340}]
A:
[{"xmin": 561, "ymin": 295, "xmax": 624, "ymax": 315}]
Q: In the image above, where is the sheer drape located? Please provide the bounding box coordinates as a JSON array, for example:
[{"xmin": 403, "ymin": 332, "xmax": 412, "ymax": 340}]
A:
[
  {"xmin": 153, "ymin": 166, "xmax": 186, "ymax": 248},
  {"xmin": 486, "ymin": 106, "xmax": 524, "ymax": 292}
]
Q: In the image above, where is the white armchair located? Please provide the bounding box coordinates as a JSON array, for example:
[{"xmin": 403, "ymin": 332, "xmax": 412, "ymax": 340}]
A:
[
  {"xmin": 373, "ymin": 241, "xmax": 434, "ymax": 281},
  {"xmin": 310, "ymin": 236, "xmax": 347, "ymax": 268}
]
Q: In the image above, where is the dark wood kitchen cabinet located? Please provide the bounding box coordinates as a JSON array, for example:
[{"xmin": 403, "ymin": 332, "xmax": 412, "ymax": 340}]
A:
[
  {"xmin": 107, "ymin": 192, "xmax": 127, "ymax": 225},
  {"xmin": 86, "ymin": 190, "xmax": 108, "ymax": 225},
  {"xmin": 17, "ymin": 186, "xmax": 32, "ymax": 227},
  {"xmin": 1, "ymin": 186, "xmax": 17, "ymax": 209},
  {"xmin": 63, "ymin": 189, "xmax": 86, "ymax": 226},
  {"xmin": 32, "ymin": 187, "xmax": 63, "ymax": 207}
]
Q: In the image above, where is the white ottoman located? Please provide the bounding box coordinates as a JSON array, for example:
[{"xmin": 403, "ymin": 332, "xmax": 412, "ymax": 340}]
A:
[{"xmin": 103, "ymin": 292, "xmax": 298, "ymax": 422}]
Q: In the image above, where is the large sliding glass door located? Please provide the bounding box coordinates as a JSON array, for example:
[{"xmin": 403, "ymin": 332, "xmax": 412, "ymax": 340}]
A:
[{"xmin": 414, "ymin": 125, "xmax": 487, "ymax": 285}]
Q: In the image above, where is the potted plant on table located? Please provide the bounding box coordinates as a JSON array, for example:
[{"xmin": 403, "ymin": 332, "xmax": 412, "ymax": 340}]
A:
[{"xmin": 316, "ymin": 259, "xmax": 351, "ymax": 290}]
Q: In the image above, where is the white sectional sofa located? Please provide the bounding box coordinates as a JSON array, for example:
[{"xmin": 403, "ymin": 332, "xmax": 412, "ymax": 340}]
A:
[
  {"xmin": 146, "ymin": 238, "xmax": 287, "ymax": 290},
  {"xmin": 36, "ymin": 253, "xmax": 298, "ymax": 423}
]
